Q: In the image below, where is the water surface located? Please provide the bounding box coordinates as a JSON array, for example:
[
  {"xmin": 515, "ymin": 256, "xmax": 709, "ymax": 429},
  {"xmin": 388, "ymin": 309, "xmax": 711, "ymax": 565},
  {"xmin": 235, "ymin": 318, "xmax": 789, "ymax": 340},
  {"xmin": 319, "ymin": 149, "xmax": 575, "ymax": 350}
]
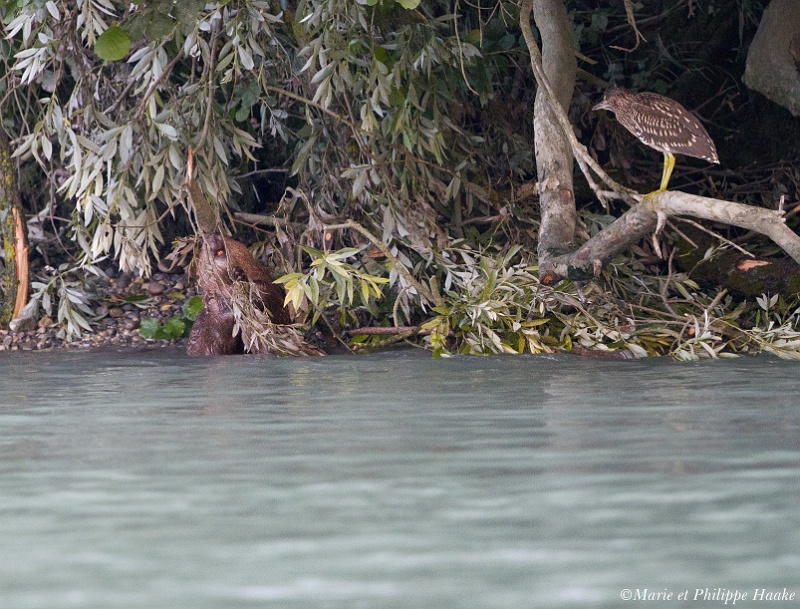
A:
[{"xmin": 1, "ymin": 349, "xmax": 799, "ymax": 608}]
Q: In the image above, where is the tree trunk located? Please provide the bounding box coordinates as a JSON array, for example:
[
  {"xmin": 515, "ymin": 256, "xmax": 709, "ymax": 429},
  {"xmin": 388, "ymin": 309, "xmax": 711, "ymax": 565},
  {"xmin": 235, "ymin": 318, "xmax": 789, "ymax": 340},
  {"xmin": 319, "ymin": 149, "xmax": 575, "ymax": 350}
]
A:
[
  {"xmin": 530, "ymin": 0, "xmax": 578, "ymax": 280},
  {"xmin": 743, "ymin": 0, "xmax": 800, "ymax": 116},
  {"xmin": 0, "ymin": 128, "xmax": 28, "ymax": 325}
]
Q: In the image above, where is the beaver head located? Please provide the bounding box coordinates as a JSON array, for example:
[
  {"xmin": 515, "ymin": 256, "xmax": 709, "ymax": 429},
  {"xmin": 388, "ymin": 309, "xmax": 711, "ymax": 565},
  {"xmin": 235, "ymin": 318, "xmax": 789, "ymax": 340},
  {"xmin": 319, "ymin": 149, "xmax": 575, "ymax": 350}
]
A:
[{"xmin": 196, "ymin": 232, "xmax": 292, "ymax": 325}]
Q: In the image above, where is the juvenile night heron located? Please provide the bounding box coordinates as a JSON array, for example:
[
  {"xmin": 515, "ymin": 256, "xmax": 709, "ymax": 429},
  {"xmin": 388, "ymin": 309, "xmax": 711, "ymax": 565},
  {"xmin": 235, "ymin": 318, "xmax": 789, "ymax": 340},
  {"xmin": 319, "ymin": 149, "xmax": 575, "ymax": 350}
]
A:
[{"xmin": 593, "ymin": 87, "xmax": 719, "ymax": 193}]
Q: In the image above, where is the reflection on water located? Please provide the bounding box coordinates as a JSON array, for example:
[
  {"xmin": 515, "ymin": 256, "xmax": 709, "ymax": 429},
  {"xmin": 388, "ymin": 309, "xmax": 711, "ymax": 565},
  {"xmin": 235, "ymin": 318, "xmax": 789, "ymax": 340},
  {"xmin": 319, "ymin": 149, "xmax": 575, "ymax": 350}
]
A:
[{"xmin": 1, "ymin": 349, "xmax": 799, "ymax": 608}]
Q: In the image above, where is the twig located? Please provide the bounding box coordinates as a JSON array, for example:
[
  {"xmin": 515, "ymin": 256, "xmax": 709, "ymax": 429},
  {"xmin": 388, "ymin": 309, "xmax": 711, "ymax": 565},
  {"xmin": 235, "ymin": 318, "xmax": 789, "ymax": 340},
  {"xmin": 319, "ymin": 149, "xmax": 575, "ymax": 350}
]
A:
[
  {"xmin": 453, "ymin": 0, "xmax": 480, "ymax": 96},
  {"xmin": 237, "ymin": 168, "xmax": 289, "ymax": 179},
  {"xmin": 234, "ymin": 212, "xmax": 290, "ymax": 228},
  {"xmin": 705, "ymin": 288, "xmax": 729, "ymax": 315},
  {"xmin": 611, "ymin": 0, "xmax": 647, "ymax": 52},
  {"xmin": 674, "ymin": 216, "xmax": 755, "ymax": 258},
  {"xmin": 659, "ymin": 247, "xmax": 679, "ymax": 317},
  {"xmin": 199, "ymin": 22, "xmax": 221, "ymax": 146},
  {"xmin": 263, "ymin": 85, "xmax": 358, "ymax": 133},
  {"xmin": 134, "ymin": 48, "xmax": 185, "ymax": 120},
  {"xmin": 345, "ymin": 325, "xmax": 427, "ymax": 335}
]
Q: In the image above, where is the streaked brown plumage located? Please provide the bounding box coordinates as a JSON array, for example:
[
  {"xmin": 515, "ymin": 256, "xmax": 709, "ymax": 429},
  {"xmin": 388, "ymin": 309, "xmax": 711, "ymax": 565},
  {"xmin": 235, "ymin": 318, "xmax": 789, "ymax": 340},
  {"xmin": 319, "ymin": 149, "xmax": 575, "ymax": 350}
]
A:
[
  {"xmin": 186, "ymin": 233, "xmax": 292, "ymax": 356},
  {"xmin": 593, "ymin": 87, "xmax": 719, "ymax": 192}
]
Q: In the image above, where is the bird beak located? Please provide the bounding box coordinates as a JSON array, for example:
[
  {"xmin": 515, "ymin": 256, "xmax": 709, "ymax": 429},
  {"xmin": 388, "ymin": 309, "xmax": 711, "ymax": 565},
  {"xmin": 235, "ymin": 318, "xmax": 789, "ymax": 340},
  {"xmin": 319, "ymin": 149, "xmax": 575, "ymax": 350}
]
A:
[{"xmin": 592, "ymin": 100, "xmax": 610, "ymax": 112}]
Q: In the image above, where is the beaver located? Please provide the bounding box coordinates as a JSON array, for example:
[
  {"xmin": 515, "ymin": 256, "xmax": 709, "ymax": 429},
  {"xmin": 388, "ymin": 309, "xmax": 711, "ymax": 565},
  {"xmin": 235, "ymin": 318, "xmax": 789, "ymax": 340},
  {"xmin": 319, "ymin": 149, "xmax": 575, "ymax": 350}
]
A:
[{"xmin": 186, "ymin": 232, "xmax": 292, "ymax": 356}]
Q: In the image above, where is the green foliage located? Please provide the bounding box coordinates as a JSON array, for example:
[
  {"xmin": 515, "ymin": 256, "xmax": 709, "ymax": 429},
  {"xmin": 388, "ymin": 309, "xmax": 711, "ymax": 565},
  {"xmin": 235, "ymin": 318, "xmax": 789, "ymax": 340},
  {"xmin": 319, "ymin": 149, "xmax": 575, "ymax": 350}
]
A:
[
  {"xmin": 421, "ymin": 246, "xmax": 556, "ymax": 356},
  {"xmin": 277, "ymin": 246, "xmax": 389, "ymax": 324},
  {"xmin": 182, "ymin": 294, "xmax": 204, "ymax": 320},
  {"xmin": 94, "ymin": 25, "xmax": 131, "ymax": 60},
  {"xmin": 138, "ymin": 316, "xmax": 182, "ymax": 340},
  {"xmin": 138, "ymin": 295, "xmax": 202, "ymax": 340},
  {"xmin": 23, "ymin": 262, "xmax": 105, "ymax": 338},
  {"xmin": 742, "ymin": 294, "xmax": 800, "ymax": 360},
  {"xmin": 4, "ymin": 0, "xmax": 800, "ymax": 359},
  {"xmin": 4, "ymin": 0, "xmax": 274, "ymax": 274},
  {"xmin": 3, "ymin": 0, "xmax": 530, "ymax": 342},
  {"xmin": 417, "ymin": 245, "xmax": 650, "ymax": 358}
]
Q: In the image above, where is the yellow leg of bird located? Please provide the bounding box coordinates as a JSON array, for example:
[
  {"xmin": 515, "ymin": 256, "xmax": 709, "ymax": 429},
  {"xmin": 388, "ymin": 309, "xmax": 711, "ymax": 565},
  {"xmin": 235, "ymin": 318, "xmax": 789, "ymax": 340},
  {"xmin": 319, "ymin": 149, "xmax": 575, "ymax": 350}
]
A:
[
  {"xmin": 659, "ymin": 152, "xmax": 675, "ymax": 192},
  {"xmin": 642, "ymin": 152, "xmax": 675, "ymax": 208}
]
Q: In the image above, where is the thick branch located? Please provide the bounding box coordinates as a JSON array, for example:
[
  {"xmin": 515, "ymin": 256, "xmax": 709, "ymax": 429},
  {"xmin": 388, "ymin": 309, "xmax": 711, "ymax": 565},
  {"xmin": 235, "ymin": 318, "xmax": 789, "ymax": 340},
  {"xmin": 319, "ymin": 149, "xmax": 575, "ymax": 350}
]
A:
[
  {"xmin": 519, "ymin": 0, "xmax": 642, "ymax": 283},
  {"xmin": 743, "ymin": 0, "xmax": 800, "ymax": 116},
  {"xmin": 659, "ymin": 193, "xmax": 800, "ymax": 262},
  {"xmin": 552, "ymin": 192, "xmax": 800, "ymax": 280}
]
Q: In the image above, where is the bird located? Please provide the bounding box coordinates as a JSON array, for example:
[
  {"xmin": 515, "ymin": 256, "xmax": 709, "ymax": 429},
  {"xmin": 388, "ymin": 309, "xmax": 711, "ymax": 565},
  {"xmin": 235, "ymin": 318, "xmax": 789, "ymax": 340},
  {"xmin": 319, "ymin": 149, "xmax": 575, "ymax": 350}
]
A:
[{"xmin": 592, "ymin": 87, "xmax": 719, "ymax": 193}]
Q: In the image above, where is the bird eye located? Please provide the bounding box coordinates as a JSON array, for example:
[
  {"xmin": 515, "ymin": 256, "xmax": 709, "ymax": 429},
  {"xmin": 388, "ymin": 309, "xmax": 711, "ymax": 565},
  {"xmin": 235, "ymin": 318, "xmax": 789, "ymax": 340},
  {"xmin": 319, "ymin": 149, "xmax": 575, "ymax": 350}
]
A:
[{"xmin": 215, "ymin": 249, "xmax": 225, "ymax": 257}]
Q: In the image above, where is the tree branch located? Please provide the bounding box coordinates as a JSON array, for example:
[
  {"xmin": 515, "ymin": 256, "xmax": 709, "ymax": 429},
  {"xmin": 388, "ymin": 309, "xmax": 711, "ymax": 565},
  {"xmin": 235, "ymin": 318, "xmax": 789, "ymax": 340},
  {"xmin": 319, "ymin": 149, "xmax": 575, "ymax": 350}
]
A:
[
  {"xmin": 234, "ymin": 212, "xmax": 291, "ymax": 228},
  {"xmin": 345, "ymin": 325, "xmax": 427, "ymax": 336},
  {"xmin": 552, "ymin": 192, "xmax": 800, "ymax": 279}
]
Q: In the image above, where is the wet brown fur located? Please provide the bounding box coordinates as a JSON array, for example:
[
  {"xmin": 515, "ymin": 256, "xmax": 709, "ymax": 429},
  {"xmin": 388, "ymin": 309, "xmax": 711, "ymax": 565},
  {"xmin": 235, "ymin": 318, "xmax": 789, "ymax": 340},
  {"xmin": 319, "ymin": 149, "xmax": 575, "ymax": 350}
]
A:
[{"xmin": 186, "ymin": 233, "xmax": 292, "ymax": 355}]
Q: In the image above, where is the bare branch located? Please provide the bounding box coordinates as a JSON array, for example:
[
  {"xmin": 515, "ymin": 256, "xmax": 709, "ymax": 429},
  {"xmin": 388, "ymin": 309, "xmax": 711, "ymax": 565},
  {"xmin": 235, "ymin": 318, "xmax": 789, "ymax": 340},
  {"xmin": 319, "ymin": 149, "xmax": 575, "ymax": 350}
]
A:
[
  {"xmin": 234, "ymin": 212, "xmax": 292, "ymax": 228},
  {"xmin": 552, "ymin": 192, "xmax": 800, "ymax": 279},
  {"xmin": 345, "ymin": 326, "xmax": 427, "ymax": 336},
  {"xmin": 658, "ymin": 193, "xmax": 800, "ymax": 262}
]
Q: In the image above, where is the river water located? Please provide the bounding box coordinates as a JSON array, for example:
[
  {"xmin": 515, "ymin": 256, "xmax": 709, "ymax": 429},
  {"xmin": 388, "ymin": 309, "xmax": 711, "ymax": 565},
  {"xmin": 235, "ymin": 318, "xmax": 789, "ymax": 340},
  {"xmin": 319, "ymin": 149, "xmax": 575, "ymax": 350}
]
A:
[{"xmin": 1, "ymin": 349, "xmax": 799, "ymax": 608}]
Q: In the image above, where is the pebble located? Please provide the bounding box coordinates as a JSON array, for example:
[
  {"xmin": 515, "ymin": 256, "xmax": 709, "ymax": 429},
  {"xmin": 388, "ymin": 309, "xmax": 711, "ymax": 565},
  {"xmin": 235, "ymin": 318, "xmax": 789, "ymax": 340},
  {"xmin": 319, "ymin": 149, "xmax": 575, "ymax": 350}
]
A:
[
  {"xmin": 0, "ymin": 271, "xmax": 199, "ymax": 352},
  {"xmin": 114, "ymin": 273, "xmax": 134, "ymax": 291},
  {"xmin": 145, "ymin": 280, "xmax": 166, "ymax": 295}
]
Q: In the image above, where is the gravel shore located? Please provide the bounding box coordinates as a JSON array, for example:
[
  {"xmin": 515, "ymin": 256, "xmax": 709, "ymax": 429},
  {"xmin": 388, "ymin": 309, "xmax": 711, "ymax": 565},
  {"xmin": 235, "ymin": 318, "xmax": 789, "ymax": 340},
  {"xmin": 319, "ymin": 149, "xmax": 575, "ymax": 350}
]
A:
[{"xmin": 0, "ymin": 270, "xmax": 196, "ymax": 353}]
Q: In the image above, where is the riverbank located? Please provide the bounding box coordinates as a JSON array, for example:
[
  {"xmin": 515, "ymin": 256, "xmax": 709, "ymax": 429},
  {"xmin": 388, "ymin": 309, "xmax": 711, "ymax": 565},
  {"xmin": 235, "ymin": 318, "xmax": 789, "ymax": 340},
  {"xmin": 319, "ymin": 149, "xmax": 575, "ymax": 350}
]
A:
[{"xmin": 0, "ymin": 270, "xmax": 194, "ymax": 352}]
